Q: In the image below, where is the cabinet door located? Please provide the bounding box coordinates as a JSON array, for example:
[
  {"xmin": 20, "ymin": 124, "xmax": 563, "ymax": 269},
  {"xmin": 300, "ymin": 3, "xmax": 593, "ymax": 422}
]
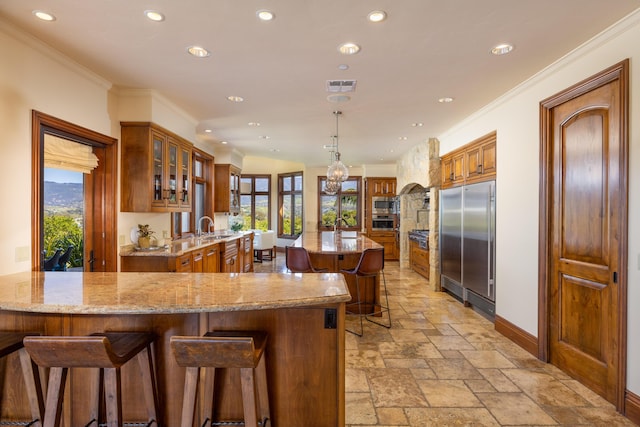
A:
[
  {"xmin": 441, "ymin": 156, "xmax": 454, "ymax": 188},
  {"xmin": 175, "ymin": 254, "xmax": 192, "ymax": 272},
  {"xmin": 204, "ymin": 245, "xmax": 220, "ymax": 272},
  {"xmin": 480, "ymin": 140, "xmax": 496, "ymax": 176},
  {"xmin": 465, "ymin": 145, "xmax": 483, "ymax": 181},
  {"xmin": 452, "ymin": 153, "xmax": 465, "ymax": 184},
  {"xmin": 151, "ymin": 132, "xmax": 166, "ymax": 208},
  {"xmin": 191, "ymin": 250, "xmax": 204, "ymax": 273},
  {"xmin": 166, "ymin": 138, "xmax": 180, "ymax": 208},
  {"xmin": 179, "ymin": 145, "xmax": 191, "ymax": 209}
]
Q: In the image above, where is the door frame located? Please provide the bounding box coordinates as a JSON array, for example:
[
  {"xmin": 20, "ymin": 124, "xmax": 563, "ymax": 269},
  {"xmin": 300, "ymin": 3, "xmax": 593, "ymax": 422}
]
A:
[
  {"xmin": 31, "ymin": 110, "xmax": 118, "ymax": 271},
  {"xmin": 538, "ymin": 60, "xmax": 629, "ymax": 410}
]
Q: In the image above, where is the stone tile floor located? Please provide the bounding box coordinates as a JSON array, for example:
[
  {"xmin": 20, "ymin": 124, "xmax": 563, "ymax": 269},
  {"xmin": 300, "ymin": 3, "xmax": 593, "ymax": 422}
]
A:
[{"xmin": 254, "ymin": 254, "xmax": 636, "ymax": 426}]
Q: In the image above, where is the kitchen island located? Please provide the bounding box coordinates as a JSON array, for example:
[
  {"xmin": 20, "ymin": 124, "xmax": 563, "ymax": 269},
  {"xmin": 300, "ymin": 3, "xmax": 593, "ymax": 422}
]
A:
[
  {"xmin": 293, "ymin": 232, "xmax": 383, "ymax": 314},
  {"xmin": 0, "ymin": 271, "xmax": 349, "ymax": 426}
]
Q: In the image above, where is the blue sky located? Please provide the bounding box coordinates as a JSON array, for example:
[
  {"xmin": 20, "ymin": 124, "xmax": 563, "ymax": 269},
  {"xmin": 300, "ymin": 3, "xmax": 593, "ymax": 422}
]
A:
[{"xmin": 44, "ymin": 168, "xmax": 83, "ymax": 183}]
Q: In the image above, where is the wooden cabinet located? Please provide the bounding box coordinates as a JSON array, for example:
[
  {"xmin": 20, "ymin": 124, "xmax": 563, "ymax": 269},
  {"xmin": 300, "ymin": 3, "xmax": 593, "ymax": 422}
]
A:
[
  {"xmin": 239, "ymin": 233, "xmax": 254, "ymax": 272},
  {"xmin": 366, "ymin": 177, "xmax": 396, "ymax": 197},
  {"xmin": 120, "ymin": 122, "xmax": 193, "ymax": 212},
  {"xmin": 214, "ymin": 164, "xmax": 241, "ymax": 214},
  {"xmin": 219, "ymin": 239, "xmax": 240, "ymax": 273},
  {"xmin": 367, "ymin": 232, "xmax": 398, "ymax": 261},
  {"xmin": 175, "ymin": 253, "xmax": 193, "ymax": 272},
  {"xmin": 409, "ymin": 239, "xmax": 429, "ymax": 279},
  {"xmin": 203, "ymin": 245, "xmax": 220, "ymax": 272},
  {"xmin": 365, "ymin": 177, "xmax": 398, "ymax": 260},
  {"xmin": 441, "ymin": 131, "xmax": 496, "ymax": 188}
]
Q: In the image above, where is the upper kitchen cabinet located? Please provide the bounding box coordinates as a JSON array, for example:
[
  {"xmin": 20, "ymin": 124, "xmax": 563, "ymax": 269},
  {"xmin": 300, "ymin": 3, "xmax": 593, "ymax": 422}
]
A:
[
  {"xmin": 214, "ymin": 164, "xmax": 241, "ymax": 214},
  {"xmin": 120, "ymin": 122, "xmax": 193, "ymax": 212},
  {"xmin": 366, "ymin": 177, "xmax": 397, "ymax": 197},
  {"xmin": 441, "ymin": 131, "xmax": 496, "ymax": 188}
]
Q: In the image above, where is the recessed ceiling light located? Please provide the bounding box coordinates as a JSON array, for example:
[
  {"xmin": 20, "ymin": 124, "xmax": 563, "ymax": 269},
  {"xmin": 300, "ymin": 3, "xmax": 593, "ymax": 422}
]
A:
[
  {"xmin": 491, "ymin": 43, "xmax": 514, "ymax": 55},
  {"xmin": 256, "ymin": 10, "xmax": 275, "ymax": 21},
  {"xmin": 227, "ymin": 95, "xmax": 244, "ymax": 102},
  {"xmin": 399, "ymin": 136, "xmax": 408, "ymax": 141},
  {"xmin": 248, "ymin": 122, "xmax": 261, "ymax": 126},
  {"xmin": 338, "ymin": 64, "xmax": 349, "ymax": 71},
  {"xmin": 438, "ymin": 97, "xmax": 454, "ymax": 103},
  {"xmin": 221, "ymin": 141, "xmax": 228, "ymax": 145},
  {"xmin": 204, "ymin": 129, "xmax": 212, "ymax": 133},
  {"xmin": 338, "ymin": 43, "xmax": 360, "ymax": 55},
  {"xmin": 144, "ymin": 10, "xmax": 165, "ymax": 22},
  {"xmin": 411, "ymin": 123, "xmax": 424, "ymax": 127},
  {"xmin": 32, "ymin": 10, "xmax": 56, "ymax": 21},
  {"xmin": 187, "ymin": 46, "xmax": 210, "ymax": 58},
  {"xmin": 367, "ymin": 11, "xmax": 387, "ymax": 23},
  {"xmin": 258, "ymin": 135, "xmax": 270, "ymax": 140}
]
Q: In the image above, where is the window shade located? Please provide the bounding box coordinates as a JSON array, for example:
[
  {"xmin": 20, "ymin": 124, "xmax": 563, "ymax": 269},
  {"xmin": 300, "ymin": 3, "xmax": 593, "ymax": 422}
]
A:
[{"xmin": 44, "ymin": 135, "xmax": 99, "ymax": 173}]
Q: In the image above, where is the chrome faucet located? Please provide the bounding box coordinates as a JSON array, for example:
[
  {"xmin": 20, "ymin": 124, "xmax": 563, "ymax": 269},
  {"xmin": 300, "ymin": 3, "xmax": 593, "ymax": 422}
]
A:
[
  {"xmin": 197, "ymin": 216, "xmax": 214, "ymax": 235},
  {"xmin": 334, "ymin": 217, "xmax": 348, "ymax": 232}
]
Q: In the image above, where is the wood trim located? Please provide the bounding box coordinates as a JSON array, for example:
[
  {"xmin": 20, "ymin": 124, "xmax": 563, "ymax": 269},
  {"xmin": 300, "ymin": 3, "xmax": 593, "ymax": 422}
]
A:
[
  {"xmin": 31, "ymin": 110, "xmax": 118, "ymax": 271},
  {"xmin": 625, "ymin": 390, "xmax": 640, "ymax": 425},
  {"xmin": 538, "ymin": 59, "xmax": 629, "ymax": 410},
  {"xmin": 494, "ymin": 315, "xmax": 538, "ymax": 356}
]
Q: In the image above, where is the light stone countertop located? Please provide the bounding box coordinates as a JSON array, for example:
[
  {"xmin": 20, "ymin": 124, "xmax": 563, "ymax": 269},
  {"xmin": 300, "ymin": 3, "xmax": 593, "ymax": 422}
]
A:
[
  {"xmin": 292, "ymin": 231, "xmax": 382, "ymax": 254},
  {"xmin": 0, "ymin": 271, "xmax": 350, "ymax": 314},
  {"xmin": 119, "ymin": 231, "xmax": 251, "ymax": 257}
]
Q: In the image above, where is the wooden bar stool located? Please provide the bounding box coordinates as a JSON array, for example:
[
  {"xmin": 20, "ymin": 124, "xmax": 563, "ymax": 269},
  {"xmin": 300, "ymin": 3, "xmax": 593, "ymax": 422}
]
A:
[
  {"xmin": 0, "ymin": 332, "xmax": 45, "ymax": 425},
  {"xmin": 23, "ymin": 332, "xmax": 159, "ymax": 427},
  {"xmin": 171, "ymin": 331, "xmax": 270, "ymax": 427}
]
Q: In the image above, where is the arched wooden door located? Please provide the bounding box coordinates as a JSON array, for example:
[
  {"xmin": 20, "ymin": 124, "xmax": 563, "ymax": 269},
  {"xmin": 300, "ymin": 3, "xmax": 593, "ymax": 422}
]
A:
[{"xmin": 539, "ymin": 60, "xmax": 628, "ymax": 409}]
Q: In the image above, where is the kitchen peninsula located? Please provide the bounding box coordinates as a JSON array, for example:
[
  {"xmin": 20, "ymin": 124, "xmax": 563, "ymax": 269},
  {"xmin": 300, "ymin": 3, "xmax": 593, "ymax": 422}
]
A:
[
  {"xmin": 0, "ymin": 271, "xmax": 349, "ymax": 426},
  {"xmin": 293, "ymin": 232, "xmax": 383, "ymax": 313}
]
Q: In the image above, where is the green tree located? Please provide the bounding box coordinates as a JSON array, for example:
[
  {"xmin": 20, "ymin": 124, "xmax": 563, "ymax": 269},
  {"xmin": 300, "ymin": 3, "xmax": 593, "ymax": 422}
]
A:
[{"xmin": 43, "ymin": 214, "xmax": 83, "ymax": 268}]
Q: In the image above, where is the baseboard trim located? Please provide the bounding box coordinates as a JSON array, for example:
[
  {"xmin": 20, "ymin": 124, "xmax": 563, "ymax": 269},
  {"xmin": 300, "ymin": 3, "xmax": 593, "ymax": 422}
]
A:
[
  {"xmin": 494, "ymin": 314, "xmax": 538, "ymax": 357},
  {"xmin": 625, "ymin": 389, "xmax": 640, "ymax": 424}
]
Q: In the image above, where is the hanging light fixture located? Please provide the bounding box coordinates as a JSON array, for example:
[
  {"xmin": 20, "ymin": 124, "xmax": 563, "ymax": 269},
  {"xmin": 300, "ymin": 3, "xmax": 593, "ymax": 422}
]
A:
[
  {"xmin": 326, "ymin": 111, "xmax": 349, "ymax": 182},
  {"xmin": 325, "ymin": 144, "xmax": 341, "ymax": 195}
]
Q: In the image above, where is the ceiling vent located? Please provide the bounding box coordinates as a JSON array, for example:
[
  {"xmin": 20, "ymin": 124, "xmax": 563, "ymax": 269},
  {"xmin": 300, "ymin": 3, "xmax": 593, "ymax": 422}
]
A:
[{"xmin": 326, "ymin": 80, "xmax": 357, "ymax": 93}]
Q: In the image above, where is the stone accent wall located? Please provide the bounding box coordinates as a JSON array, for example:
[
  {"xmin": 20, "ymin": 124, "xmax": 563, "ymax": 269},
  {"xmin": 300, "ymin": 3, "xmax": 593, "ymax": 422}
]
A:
[{"xmin": 396, "ymin": 138, "xmax": 441, "ymax": 290}]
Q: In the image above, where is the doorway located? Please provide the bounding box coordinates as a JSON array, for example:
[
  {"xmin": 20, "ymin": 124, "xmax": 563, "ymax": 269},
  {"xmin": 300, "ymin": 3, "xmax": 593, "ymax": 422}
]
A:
[
  {"xmin": 538, "ymin": 60, "xmax": 628, "ymax": 409},
  {"xmin": 31, "ymin": 111, "xmax": 118, "ymax": 272}
]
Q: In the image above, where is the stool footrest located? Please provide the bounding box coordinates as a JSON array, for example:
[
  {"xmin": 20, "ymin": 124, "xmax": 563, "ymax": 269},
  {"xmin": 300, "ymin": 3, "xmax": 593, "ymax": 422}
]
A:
[
  {"xmin": 0, "ymin": 420, "xmax": 40, "ymax": 426},
  {"xmin": 207, "ymin": 418, "xmax": 269, "ymax": 426}
]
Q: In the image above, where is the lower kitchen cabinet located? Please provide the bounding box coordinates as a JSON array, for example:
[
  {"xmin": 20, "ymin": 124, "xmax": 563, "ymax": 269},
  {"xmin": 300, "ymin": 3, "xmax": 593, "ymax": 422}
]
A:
[
  {"xmin": 409, "ymin": 239, "xmax": 429, "ymax": 279},
  {"xmin": 366, "ymin": 231, "xmax": 398, "ymax": 260},
  {"xmin": 203, "ymin": 244, "xmax": 220, "ymax": 272}
]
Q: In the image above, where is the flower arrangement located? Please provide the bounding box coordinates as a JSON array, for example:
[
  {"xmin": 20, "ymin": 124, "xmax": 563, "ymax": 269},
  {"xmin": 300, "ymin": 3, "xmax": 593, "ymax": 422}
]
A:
[{"xmin": 137, "ymin": 224, "xmax": 155, "ymax": 248}]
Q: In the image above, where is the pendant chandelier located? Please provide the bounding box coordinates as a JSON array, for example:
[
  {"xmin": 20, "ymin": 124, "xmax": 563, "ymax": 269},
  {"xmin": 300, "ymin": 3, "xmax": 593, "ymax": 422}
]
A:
[
  {"xmin": 324, "ymin": 143, "xmax": 341, "ymax": 195},
  {"xmin": 326, "ymin": 110, "xmax": 349, "ymax": 183}
]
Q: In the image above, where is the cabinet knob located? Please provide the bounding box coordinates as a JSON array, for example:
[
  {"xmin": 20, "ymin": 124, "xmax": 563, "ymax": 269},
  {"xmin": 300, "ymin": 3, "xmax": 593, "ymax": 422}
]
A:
[{"xmin": 478, "ymin": 164, "xmax": 483, "ymax": 174}]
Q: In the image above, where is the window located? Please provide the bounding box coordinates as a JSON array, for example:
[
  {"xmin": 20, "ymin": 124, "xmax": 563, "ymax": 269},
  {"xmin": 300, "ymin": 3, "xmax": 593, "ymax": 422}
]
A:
[
  {"xmin": 240, "ymin": 174, "xmax": 271, "ymax": 231},
  {"xmin": 318, "ymin": 176, "xmax": 362, "ymax": 231},
  {"xmin": 278, "ymin": 172, "xmax": 303, "ymax": 238}
]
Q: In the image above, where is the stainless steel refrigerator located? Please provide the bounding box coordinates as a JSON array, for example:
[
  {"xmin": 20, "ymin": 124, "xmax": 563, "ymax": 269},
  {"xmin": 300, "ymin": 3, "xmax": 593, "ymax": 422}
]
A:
[{"xmin": 440, "ymin": 181, "xmax": 495, "ymax": 316}]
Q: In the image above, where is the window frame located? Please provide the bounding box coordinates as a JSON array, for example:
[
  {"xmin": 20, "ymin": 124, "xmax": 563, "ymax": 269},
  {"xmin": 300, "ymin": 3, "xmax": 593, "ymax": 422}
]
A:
[
  {"xmin": 317, "ymin": 176, "xmax": 362, "ymax": 231},
  {"xmin": 240, "ymin": 174, "xmax": 272, "ymax": 231},
  {"xmin": 278, "ymin": 171, "xmax": 304, "ymax": 239},
  {"xmin": 171, "ymin": 148, "xmax": 213, "ymax": 239}
]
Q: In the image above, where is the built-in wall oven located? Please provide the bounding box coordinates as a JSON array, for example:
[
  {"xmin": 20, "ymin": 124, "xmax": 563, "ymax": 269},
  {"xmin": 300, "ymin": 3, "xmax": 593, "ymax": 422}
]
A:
[{"xmin": 371, "ymin": 215, "xmax": 396, "ymax": 230}]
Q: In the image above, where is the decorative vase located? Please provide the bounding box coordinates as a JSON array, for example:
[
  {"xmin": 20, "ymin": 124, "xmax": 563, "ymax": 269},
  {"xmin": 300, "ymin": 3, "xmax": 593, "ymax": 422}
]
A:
[{"xmin": 138, "ymin": 236, "xmax": 150, "ymax": 248}]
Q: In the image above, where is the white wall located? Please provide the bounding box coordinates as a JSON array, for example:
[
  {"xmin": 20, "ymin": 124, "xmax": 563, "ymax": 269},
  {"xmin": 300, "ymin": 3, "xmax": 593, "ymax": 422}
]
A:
[
  {"xmin": 436, "ymin": 10, "xmax": 640, "ymax": 395},
  {"xmin": 0, "ymin": 21, "xmax": 114, "ymax": 274}
]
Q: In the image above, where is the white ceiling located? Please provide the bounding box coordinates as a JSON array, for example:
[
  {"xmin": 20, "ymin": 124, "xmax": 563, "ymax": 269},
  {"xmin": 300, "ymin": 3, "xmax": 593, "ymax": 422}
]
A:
[{"xmin": 1, "ymin": 1, "xmax": 638, "ymax": 167}]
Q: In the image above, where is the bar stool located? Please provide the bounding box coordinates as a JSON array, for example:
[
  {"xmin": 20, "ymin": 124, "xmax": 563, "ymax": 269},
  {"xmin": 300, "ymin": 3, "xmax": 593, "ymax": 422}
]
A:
[
  {"xmin": 23, "ymin": 332, "xmax": 160, "ymax": 427},
  {"xmin": 341, "ymin": 247, "xmax": 392, "ymax": 336},
  {"xmin": 0, "ymin": 332, "xmax": 44, "ymax": 425},
  {"xmin": 171, "ymin": 331, "xmax": 270, "ymax": 427},
  {"xmin": 285, "ymin": 246, "xmax": 328, "ymax": 273}
]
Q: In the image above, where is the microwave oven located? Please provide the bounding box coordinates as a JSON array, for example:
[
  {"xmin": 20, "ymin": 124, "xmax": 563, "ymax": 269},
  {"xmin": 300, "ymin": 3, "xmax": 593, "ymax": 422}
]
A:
[{"xmin": 372, "ymin": 197, "xmax": 396, "ymax": 214}]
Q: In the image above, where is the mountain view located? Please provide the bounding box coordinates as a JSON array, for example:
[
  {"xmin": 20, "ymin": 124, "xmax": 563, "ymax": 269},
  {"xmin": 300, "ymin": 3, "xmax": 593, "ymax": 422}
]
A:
[{"xmin": 44, "ymin": 180, "xmax": 83, "ymax": 215}]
